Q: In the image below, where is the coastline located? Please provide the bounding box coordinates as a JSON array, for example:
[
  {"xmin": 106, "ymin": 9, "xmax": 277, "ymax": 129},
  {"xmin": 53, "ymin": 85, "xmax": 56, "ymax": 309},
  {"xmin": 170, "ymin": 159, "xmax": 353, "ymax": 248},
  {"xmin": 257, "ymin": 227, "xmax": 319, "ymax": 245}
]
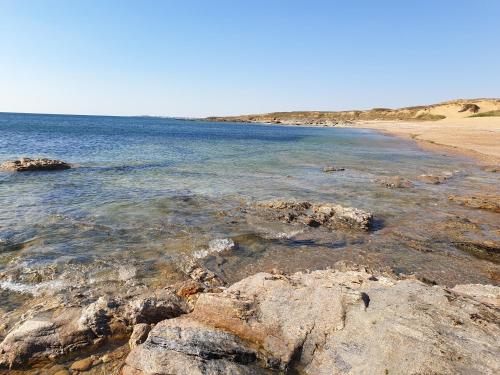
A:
[
  {"xmin": 349, "ymin": 118, "xmax": 500, "ymax": 166},
  {"xmin": 209, "ymin": 117, "xmax": 500, "ymax": 166}
]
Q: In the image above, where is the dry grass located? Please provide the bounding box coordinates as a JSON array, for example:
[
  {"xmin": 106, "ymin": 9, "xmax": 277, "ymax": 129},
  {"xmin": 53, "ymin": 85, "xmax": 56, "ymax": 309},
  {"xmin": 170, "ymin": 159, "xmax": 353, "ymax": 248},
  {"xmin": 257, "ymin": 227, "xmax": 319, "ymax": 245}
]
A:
[{"xmin": 469, "ymin": 110, "xmax": 500, "ymax": 118}]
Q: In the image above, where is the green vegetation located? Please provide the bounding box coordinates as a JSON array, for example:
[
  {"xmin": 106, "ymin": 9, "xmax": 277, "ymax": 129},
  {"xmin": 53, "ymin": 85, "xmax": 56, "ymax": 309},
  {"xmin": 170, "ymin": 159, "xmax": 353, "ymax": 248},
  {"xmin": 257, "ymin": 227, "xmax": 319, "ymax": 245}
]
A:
[
  {"xmin": 468, "ymin": 110, "xmax": 500, "ymax": 118},
  {"xmin": 415, "ymin": 113, "xmax": 446, "ymax": 121}
]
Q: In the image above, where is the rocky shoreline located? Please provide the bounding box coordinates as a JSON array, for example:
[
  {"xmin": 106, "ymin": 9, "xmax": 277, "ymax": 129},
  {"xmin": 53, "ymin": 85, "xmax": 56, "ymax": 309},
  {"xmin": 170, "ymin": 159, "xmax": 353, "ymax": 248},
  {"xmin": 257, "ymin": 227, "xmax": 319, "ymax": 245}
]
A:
[
  {"xmin": 1, "ymin": 261, "xmax": 498, "ymax": 374},
  {"xmin": 1, "ymin": 163, "xmax": 500, "ymax": 373}
]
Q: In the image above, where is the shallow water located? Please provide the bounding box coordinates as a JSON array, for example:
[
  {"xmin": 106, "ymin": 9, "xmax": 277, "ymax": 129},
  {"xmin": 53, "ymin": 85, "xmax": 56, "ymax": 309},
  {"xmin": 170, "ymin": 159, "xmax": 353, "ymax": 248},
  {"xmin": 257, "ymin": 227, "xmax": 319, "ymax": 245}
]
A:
[{"xmin": 0, "ymin": 113, "xmax": 499, "ymax": 313}]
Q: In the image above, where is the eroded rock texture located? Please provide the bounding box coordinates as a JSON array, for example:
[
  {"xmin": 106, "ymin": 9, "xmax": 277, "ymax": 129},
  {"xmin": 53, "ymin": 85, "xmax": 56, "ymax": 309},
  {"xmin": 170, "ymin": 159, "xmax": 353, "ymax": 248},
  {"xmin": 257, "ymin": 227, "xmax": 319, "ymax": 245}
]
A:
[
  {"xmin": 123, "ymin": 268, "xmax": 500, "ymax": 374},
  {"xmin": 0, "ymin": 158, "xmax": 71, "ymax": 172},
  {"xmin": 255, "ymin": 200, "xmax": 373, "ymax": 230}
]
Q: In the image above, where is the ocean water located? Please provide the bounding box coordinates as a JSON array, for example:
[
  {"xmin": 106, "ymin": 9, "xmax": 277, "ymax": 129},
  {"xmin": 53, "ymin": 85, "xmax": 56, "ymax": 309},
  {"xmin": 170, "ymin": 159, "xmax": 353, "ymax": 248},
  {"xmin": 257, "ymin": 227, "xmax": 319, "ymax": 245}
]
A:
[{"xmin": 0, "ymin": 113, "xmax": 499, "ymax": 311}]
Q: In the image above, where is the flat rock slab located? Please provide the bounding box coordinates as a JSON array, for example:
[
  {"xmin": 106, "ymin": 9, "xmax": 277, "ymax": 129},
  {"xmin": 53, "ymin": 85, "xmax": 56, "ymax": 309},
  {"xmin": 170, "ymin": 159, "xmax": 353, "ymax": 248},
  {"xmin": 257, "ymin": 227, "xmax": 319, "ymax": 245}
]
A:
[
  {"xmin": 1, "ymin": 158, "xmax": 71, "ymax": 172},
  {"xmin": 124, "ymin": 268, "xmax": 500, "ymax": 374}
]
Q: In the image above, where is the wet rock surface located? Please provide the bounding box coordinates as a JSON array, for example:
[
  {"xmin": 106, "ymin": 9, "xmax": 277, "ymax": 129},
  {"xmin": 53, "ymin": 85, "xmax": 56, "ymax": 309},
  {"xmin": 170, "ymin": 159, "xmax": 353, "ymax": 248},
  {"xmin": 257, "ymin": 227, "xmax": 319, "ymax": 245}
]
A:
[
  {"xmin": 322, "ymin": 165, "xmax": 345, "ymax": 172},
  {"xmin": 448, "ymin": 194, "xmax": 500, "ymax": 213},
  {"xmin": 123, "ymin": 266, "xmax": 500, "ymax": 375},
  {"xmin": 417, "ymin": 174, "xmax": 450, "ymax": 184},
  {"xmin": 481, "ymin": 165, "xmax": 499, "ymax": 173},
  {"xmin": 0, "ymin": 158, "xmax": 71, "ymax": 172},
  {"xmin": 254, "ymin": 200, "xmax": 373, "ymax": 230},
  {"xmin": 376, "ymin": 175, "xmax": 413, "ymax": 188}
]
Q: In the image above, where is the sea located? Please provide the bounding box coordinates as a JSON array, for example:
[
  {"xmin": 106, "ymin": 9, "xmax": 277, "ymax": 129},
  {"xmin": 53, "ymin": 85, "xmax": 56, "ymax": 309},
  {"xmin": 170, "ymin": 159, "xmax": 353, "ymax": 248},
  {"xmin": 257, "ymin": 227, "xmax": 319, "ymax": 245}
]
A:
[{"xmin": 0, "ymin": 112, "xmax": 498, "ymax": 312}]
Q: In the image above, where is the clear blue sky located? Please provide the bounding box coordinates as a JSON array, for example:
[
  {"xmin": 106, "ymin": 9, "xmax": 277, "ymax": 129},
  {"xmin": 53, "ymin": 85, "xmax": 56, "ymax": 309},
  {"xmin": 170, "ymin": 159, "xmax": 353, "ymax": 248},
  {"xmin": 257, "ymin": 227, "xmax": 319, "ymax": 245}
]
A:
[{"xmin": 1, "ymin": 0, "xmax": 499, "ymax": 117}]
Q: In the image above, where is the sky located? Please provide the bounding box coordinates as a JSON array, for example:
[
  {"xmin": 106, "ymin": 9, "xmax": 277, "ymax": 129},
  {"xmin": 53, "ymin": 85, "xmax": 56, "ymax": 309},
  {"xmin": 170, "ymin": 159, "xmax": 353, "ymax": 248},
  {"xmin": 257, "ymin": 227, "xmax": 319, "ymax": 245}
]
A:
[{"xmin": 0, "ymin": 0, "xmax": 499, "ymax": 117}]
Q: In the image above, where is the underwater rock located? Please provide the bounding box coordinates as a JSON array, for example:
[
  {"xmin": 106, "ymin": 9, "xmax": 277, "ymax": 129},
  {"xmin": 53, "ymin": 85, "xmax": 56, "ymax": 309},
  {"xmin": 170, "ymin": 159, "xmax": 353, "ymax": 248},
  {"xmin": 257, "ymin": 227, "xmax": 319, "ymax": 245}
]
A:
[
  {"xmin": 481, "ymin": 165, "xmax": 499, "ymax": 173},
  {"xmin": 376, "ymin": 176, "xmax": 413, "ymax": 188},
  {"xmin": 417, "ymin": 174, "xmax": 449, "ymax": 184},
  {"xmin": 322, "ymin": 165, "xmax": 345, "ymax": 172},
  {"xmin": 448, "ymin": 194, "xmax": 500, "ymax": 213},
  {"xmin": 177, "ymin": 257, "xmax": 226, "ymax": 287},
  {"xmin": 0, "ymin": 158, "xmax": 71, "ymax": 172},
  {"xmin": 255, "ymin": 200, "xmax": 373, "ymax": 230},
  {"xmin": 123, "ymin": 267, "xmax": 500, "ymax": 375},
  {"xmin": 193, "ymin": 238, "xmax": 236, "ymax": 259}
]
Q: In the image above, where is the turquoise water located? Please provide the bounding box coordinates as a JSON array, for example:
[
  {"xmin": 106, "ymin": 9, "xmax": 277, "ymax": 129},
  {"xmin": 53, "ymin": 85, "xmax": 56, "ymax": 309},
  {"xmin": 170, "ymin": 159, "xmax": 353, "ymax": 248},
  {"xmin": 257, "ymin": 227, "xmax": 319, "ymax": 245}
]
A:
[{"xmin": 0, "ymin": 113, "xmax": 499, "ymax": 310}]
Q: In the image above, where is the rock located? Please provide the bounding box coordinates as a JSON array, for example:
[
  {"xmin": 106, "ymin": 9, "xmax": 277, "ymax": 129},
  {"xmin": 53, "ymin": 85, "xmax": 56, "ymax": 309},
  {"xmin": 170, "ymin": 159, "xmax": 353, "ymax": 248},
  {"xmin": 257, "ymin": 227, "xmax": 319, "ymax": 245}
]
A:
[
  {"xmin": 175, "ymin": 280, "xmax": 205, "ymax": 298},
  {"xmin": 451, "ymin": 284, "xmax": 500, "ymax": 308},
  {"xmin": 177, "ymin": 257, "xmax": 226, "ymax": 287},
  {"xmin": 53, "ymin": 370, "xmax": 70, "ymax": 375},
  {"xmin": 0, "ymin": 291, "xmax": 187, "ymax": 368},
  {"xmin": 0, "ymin": 309, "xmax": 95, "ymax": 367},
  {"xmin": 70, "ymin": 357, "xmax": 93, "ymax": 371},
  {"xmin": 78, "ymin": 296, "xmax": 114, "ymax": 336},
  {"xmin": 322, "ymin": 165, "xmax": 345, "ymax": 172},
  {"xmin": 124, "ymin": 268, "xmax": 500, "ymax": 375},
  {"xmin": 448, "ymin": 194, "xmax": 500, "ymax": 213},
  {"xmin": 481, "ymin": 165, "xmax": 499, "ymax": 173},
  {"xmin": 255, "ymin": 200, "xmax": 373, "ymax": 230},
  {"xmin": 417, "ymin": 174, "xmax": 448, "ymax": 184},
  {"xmin": 124, "ymin": 319, "xmax": 262, "ymax": 375},
  {"xmin": 129, "ymin": 324, "xmax": 151, "ymax": 349},
  {"xmin": 0, "ymin": 158, "xmax": 71, "ymax": 172},
  {"xmin": 124, "ymin": 290, "xmax": 188, "ymax": 325},
  {"xmin": 453, "ymin": 241, "xmax": 500, "ymax": 263},
  {"xmin": 376, "ymin": 176, "xmax": 413, "ymax": 188},
  {"xmin": 193, "ymin": 238, "xmax": 236, "ymax": 259}
]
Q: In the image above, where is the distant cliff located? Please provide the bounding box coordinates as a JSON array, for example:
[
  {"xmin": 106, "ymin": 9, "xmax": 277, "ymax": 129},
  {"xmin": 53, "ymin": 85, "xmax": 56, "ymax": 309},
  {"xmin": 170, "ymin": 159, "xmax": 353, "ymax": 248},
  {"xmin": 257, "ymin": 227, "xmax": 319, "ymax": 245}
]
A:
[{"xmin": 206, "ymin": 98, "xmax": 500, "ymax": 126}]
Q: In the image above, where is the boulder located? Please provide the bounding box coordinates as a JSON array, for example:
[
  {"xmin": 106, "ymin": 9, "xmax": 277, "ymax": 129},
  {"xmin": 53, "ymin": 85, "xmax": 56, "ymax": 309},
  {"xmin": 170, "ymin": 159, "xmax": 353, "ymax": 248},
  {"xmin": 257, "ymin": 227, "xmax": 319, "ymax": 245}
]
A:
[
  {"xmin": 0, "ymin": 292, "xmax": 188, "ymax": 368},
  {"xmin": 0, "ymin": 158, "xmax": 71, "ymax": 172},
  {"xmin": 255, "ymin": 200, "xmax": 373, "ymax": 230},
  {"xmin": 124, "ymin": 268, "xmax": 500, "ymax": 375}
]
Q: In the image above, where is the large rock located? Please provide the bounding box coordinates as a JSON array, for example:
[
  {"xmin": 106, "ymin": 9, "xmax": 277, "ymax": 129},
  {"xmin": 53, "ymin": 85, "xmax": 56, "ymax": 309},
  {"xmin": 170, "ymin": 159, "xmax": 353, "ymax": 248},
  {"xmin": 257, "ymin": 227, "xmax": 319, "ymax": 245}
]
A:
[
  {"xmin": 0, "ymin": 292, "xmax": 188, "ymax": 368},
  {"xmin": 0, "ymin": 158, "xmax": 71, "ymax": 172},
  {"xmin": 124, "ymin": 267, "xmax": 500, "ymax": 375},
  {"xmin": 255, "ymin": 200, "xmax": 373, "ymax": 230}
]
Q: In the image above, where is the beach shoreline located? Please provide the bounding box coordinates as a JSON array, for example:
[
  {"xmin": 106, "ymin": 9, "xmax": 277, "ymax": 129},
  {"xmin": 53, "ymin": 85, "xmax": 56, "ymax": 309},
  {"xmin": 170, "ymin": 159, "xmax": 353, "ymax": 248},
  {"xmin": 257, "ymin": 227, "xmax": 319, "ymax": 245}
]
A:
[
  {"xmin": 208, "ymin": 117, "xmax": 500, "ymax": 166},
  {"xmin": 349, "ymin": 118, "xmax": 500, "ymax": 166}
]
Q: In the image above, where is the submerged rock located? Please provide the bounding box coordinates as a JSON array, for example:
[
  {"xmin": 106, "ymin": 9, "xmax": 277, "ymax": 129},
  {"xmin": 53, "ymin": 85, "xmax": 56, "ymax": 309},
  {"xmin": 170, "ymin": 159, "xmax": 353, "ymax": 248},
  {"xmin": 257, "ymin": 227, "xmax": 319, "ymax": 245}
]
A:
[
  {"xmin": 481, "ymin": 165, "xmax": 499, "ymax": 173},
  {"xmin": 448, "ymin": 194, "xmax": 500, "ymax": 213},
  {"xmin": 177, "ymin": 257, "xmax": 226, "ymax": 287},
  {"xmin": 0, "ymin": 158, "xmax": 71, "ymax": 172},
  {"xmin": 376, "ymin": 176, "xmax": 413, "ymax": 188},
  {"xmin": 417, "ymin": 174, "xmax": 449, "ymax": 184},
  {"xmin": 322, "ymin": 165, "xmax": 345, "ymax": 172},
  {"xmin": 255, "ymin": 200, "xmax": 373, "ymax": 230},
  {"xmin": 123, "ymin": 267, "xmax": 500, "ymax": 375},
  {"xmin": 193, "ymin": 238, "xmax": 236, "ymax": 259}
]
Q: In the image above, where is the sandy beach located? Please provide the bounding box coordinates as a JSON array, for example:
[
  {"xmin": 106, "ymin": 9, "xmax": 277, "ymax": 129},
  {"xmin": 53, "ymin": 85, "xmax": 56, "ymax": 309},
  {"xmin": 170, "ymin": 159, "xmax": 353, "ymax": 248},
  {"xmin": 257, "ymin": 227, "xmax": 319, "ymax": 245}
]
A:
[{"xmin": 351, "ymin": 117, "xmax": 500, "ymax": 165}]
